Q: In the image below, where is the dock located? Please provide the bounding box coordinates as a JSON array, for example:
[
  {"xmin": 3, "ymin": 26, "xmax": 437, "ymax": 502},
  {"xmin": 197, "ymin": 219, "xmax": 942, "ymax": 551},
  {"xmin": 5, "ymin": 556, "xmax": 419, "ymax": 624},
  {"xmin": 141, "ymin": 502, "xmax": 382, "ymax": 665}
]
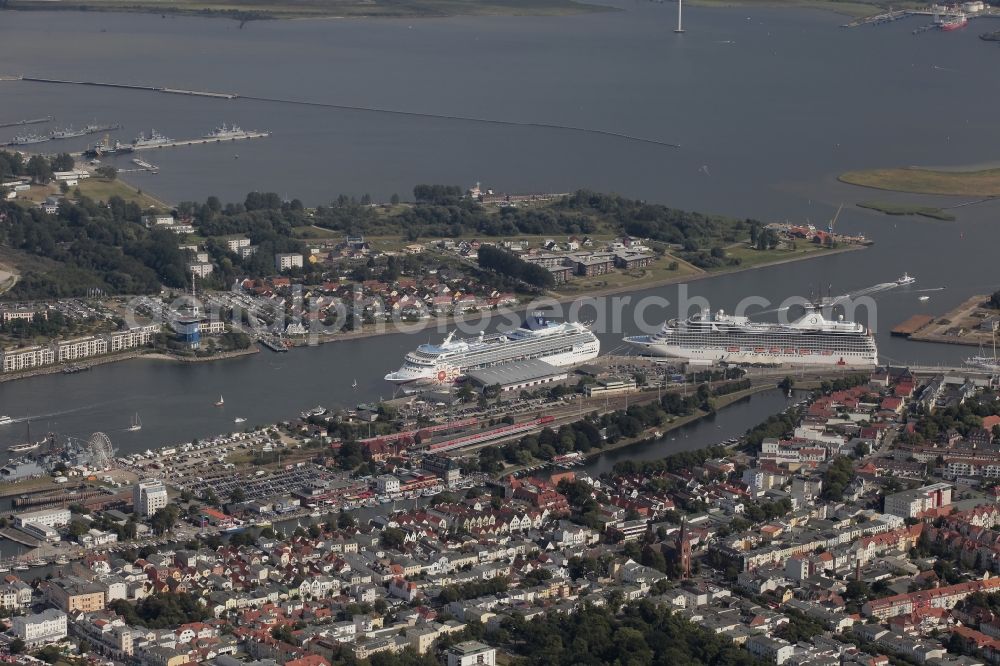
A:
[
  {"xmin": 132, "ymin": 132, "xmax": 269, "ymax": 151},
  {"xmin": 0, "ymin": 115, "xmax": 53, "ymax": 129},
  {"xmin": 259, "ymin": 337, "xmax": 289, "ymax": 353},
  {"xmin": 0, "ymin": 529, "xmax": 41, "ymax": 549},
  {"xmin": 891, "ymin": 314, "xmax": 935, "ymax": 337}
]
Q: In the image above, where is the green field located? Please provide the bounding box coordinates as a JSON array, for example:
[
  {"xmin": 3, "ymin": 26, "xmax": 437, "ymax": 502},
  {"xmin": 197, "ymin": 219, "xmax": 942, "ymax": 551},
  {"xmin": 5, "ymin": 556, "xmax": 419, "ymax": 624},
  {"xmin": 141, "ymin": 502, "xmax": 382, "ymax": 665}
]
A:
[
  {"xmin": 856, "ymin": 200, "xmax": 955, "ymax": 221},
  {"xmin": 5, "ymin": 0, "xmax": 610, "ymax": 19},
  {"xmin": 550, "ymin": 254, "xmax": 703, "ymax": 297},
  {"xmin": 840, "ymin": 166, "xmax": 1000, "ymax": 197},
  {"xmin": 720, "ymin": 241, "xmax": 835, "ymax": 270},
  {"xmin": 77, "ymin": 178, "xmax": 168, "ymax": 210},
  {"xmin": 689, "ymin": 0, "xmax": 887, "ymax": 17}
]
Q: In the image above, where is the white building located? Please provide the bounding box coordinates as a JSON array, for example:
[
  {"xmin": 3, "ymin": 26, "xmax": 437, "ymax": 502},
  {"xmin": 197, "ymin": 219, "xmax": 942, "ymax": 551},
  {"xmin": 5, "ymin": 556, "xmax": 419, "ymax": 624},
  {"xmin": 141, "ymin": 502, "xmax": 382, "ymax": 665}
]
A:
[
  {"xmin": 15, "ymin": 507, "xmax": 71, "ymax": 529},
  {"xmin": 12, "ymin": 609, "xmax": 67, "ymax": 646},
  {"xmin": 1, "ymin": 345, "xmax": 55, "ymax": 373},
  {"xmin": 446, "ymin": 641, "xmax": 496, "ymax": 666},
  {"xmin": 376, "ymin": 475, "xmax": 401, "ymax": 494},
  {"xmin": 226, "ymin": 237, "xmax": 251, "ymax": 252},
  {"xmin": 22, "ymin": 522, "xmax": 60, "ymax": 543},
  {"xmin": 884, "ymin": 483, "xmax": 952, "ymax": 519},
  {"xmin": 108, "ymin": 325, "xmax": 160, "ymax": 353},
  {"xmin": 142, "ymin": 214, "xmax": 174, "ymax": 228},
  {"xmin": 133, "ymin": 479, "xmax": 168, "ymax": 517},
  {"xmin": 188, "ymin": 262, "xmax": 214, "ymax": 278},
  {"xmin": 746, "ymin": 635, "xmax": 794, "ymax": 665},
  {"xmin": 56, "ymin": 335, "xmax": 108, "ymax": 362},
  {"xmin": 275, "ymin": 253, "xmax": 304, "ymax": 271}
]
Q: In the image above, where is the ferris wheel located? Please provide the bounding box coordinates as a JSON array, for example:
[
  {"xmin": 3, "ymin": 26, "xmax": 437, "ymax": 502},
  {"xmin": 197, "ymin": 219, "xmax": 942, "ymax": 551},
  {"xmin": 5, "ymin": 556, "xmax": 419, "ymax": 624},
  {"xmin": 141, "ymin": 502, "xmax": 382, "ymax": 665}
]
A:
[{"xmin": 87, "ymin": 432, "xmax": 116, "ymax": 470}]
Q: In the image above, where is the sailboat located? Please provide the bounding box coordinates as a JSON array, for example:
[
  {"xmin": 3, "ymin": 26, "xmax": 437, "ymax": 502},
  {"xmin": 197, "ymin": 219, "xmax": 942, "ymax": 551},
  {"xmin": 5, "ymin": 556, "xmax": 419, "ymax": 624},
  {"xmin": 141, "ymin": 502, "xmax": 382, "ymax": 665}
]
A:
[
  {"xmin": 352, "ymin": 379, "xmax": 358, "ymax": 389},
  {"xmin": 966, "ymin": 328, "xmax": 1000, "ymax": 373},
  {"xmin": 127, "ymin": 413, "xmax": 142, "ymax": 432},
  {"xmin": 8, "ymin": 421, "xmax": 39, "ymax": 454},
  {"xmin": 215, "ymin": 395, "xmax": 225, "ymax": 407}
]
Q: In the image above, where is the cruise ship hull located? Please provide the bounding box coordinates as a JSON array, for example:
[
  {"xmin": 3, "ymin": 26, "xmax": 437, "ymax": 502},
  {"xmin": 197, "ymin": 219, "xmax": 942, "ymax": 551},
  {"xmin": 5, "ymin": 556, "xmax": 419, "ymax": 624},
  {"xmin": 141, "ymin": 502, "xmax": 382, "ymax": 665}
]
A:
[
  {"xmin": 625, "ymin": 337, "xmax": 876, "ymax": 367},
  {"xmin": 625, "ymin": 306, "xmax": 878, "ymax": 368},
  {"xmin": 385, "ymin": 320, "xmax": 600, "ymax": 385},
  {"xmin": 385, "ymin": 345, "xmax": 599, "ymax": 384}
]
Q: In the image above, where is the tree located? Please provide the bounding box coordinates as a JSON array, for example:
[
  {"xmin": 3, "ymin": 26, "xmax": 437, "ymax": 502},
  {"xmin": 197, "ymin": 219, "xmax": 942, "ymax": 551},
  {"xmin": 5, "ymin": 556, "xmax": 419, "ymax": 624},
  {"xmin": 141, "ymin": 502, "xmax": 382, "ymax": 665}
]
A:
[
  {"xmin": 95, "ymin": 165, "xmax": 118, "ymax": 180},
  {"xmin": 228, "ymin": 487, "xmax": 246, "ymax": 504},
  {"xmin": 25, "ymin": 154, "xmax": 53, "ymax": 183},
  {"xmin": 381, "ymin": 527, "xmax": 406, "ymax": 550},
  {"xmin": 149, "ymin": 505, "xmax": 180, "ymax": 535},
  {"xmin": 9, "ymin": 638, "xmax": 24, "ymax": 654},
  {"xmin": 50, "ymin": 152, "xmax": 74, "ymax": 172},
  {"xmin": 390, "ymin": 193, "xmax": 400, "ymax": 205}
]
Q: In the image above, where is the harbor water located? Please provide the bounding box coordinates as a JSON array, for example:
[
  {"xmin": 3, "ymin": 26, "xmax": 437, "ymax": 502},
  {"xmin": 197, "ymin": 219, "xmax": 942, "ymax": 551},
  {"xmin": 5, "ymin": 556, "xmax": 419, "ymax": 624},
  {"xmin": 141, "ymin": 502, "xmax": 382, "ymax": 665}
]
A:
[{"xmin": 0, "ymin": 4, "xmax": 998, "ymax": 454}]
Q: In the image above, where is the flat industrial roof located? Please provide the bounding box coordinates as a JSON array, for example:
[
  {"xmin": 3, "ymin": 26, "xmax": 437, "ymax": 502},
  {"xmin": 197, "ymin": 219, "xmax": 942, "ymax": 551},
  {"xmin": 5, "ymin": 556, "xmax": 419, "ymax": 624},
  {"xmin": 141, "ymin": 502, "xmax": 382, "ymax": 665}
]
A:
[{"xmin": 466, "ymin": 359, "xmax": 566, "ymax": 386}]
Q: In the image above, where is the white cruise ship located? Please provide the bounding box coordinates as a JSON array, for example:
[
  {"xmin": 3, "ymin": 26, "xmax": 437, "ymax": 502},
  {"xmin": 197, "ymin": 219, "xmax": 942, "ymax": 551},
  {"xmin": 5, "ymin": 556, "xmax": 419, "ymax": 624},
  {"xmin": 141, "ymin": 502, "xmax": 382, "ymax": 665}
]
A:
[
  {"xmin": 385, "ymin": 316, "xmax": 600, "ymax": 385},
  {"xmin": 624, "ymin": 305, "xmax": 878, "ymax": 367}
]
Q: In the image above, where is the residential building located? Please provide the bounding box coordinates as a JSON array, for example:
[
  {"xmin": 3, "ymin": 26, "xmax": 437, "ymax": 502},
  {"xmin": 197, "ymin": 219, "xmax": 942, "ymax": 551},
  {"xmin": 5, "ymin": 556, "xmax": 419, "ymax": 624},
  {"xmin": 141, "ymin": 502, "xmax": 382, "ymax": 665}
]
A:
[
  {"xmin": 1, "ymin": 345, "xmax": 55, "ymax": 372},
  {"xmin": 108, "ymin": 325, "xmax": 160, "ymax": 353},
  {"xmin": 12, "ymin": 609, "xmax": 67, "ymax": 646},
  {"xmin": 275, "ymin": 253, "xmax": 304, "ymax": 271},
  {"xmin": 884, "ymin": 483, "xmax": 952, "ymax": 519},
  {"xmin": 446, "ymin": 641, "xmax": 496, "ymax": 666},
  {"xmin": 56, "ymin": 335, "xmax": 108, "ymax": 362},
  {"xmin": 47, "ymin": 576, "xmax": 106, "ymax": 613},
  {"xmin": 134, "ymin": 479, "xmax": 169, "ymax": 517}
]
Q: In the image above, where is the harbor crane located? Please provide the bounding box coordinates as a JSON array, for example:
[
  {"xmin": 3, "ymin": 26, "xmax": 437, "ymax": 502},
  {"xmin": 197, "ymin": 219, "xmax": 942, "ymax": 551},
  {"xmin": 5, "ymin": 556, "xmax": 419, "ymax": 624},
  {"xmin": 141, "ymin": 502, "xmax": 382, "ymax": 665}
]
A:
[{"xmin": 828, "ymin": 203, "xmax": 843, "ymax": 234}]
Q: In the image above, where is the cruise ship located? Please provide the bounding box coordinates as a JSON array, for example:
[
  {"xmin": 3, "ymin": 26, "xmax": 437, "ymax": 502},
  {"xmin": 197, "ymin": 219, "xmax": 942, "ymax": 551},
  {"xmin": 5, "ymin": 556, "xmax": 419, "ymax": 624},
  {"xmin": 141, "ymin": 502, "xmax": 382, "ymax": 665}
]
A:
[
  {"xmin": 624, "ymin": 305, "xmax": 878, "ymax": 367},
  {"xmin": 385, "ymin": 316, "xmax": 600, "ymax": 385}
]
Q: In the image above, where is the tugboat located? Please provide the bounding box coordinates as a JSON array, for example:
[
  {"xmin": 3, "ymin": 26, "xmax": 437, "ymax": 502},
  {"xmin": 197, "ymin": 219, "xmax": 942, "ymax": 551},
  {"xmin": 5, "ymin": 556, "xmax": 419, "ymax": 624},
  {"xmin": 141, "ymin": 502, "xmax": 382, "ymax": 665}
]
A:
[
  {"xmin": 940, "ymin": 12, "xmax": 968, "ymax": 30},
  {"xmin": 896, "ymin": 272, "xmax": 916, "ymax": 286}
]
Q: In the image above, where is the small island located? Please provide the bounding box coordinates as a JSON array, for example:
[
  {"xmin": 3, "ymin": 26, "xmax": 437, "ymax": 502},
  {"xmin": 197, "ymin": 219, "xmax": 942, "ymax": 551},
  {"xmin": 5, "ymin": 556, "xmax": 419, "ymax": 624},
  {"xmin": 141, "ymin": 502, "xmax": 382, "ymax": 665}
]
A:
[{"xmin": 840, "ymin": 165, "xmax": 1000, "ymax": 197}]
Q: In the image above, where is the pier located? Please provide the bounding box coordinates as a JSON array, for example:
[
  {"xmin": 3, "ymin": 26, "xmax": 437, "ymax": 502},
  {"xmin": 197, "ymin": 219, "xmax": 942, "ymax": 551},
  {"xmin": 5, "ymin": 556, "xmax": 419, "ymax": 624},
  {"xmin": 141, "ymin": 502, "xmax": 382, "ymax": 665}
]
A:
[
  {"xmin": 10, "ymin": 74, "xmax": 681, "ymax": 150},
  {"xmin": 0, "ymin": 529, "xmax": 41, "ymax": 549},
  {"xmin": 132, "ymin": 131, "xmax": 269, "ymax": 151},
  {"xmin": 18, "ymin": 76, "xmax": 238, "ymax": 99},
  {"xmin": 0, "ymin": 115, "xmax": 53, "ymax": 129}
]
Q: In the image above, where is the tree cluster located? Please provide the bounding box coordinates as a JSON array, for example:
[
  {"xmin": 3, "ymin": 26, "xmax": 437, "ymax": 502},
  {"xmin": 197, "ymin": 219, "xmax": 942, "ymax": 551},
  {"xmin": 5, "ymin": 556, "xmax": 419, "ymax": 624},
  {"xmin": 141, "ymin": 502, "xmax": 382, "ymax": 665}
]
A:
[{"xmin": 476, "ymin": 245, "xmax": 554, "ymax": 289}]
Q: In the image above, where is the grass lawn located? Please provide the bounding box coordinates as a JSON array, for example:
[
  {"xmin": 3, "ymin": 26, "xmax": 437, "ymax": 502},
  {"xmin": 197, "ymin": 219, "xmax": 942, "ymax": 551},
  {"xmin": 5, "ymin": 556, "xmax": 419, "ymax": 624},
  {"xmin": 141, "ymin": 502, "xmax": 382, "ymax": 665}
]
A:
[
  {"xmin": 551, "ymin": 254, "xmax": 702, "ymax": 297},
  {"xmin": 76, "ymin": 178, "xmax": 168, "ymax": 210},
  {"xmin": 689, "ymin": 0, "xmax": 886, "ymax": 17},
  {"xmin": 856, "ymin": 200, "xmax": 955, "ymax": 221},
  {"xmin": 293, "ymin": 225, "xmax": 342, "ymax": 240},
  {"xmin": 719, "ymin": 242, "xmax": 833, "ymax": 270},
  {"xmin": 840, "ymin": 167, "xmax": 1000, "ymax": 197},
  {"xmin": 7, "ymin": 0, "xmax": 611, "ymax": 18}
]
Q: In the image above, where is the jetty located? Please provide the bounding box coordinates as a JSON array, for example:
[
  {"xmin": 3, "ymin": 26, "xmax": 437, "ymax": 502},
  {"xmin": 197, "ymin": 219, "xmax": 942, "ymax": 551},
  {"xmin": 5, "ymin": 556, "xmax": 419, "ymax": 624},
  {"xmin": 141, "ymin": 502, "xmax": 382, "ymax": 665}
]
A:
[
  {"xmin": 132, "ymin": 131, "xmax": 269, "ymax": 151},
  {"xmin": 891, "ymin": 314, "xmax": 935, "ymax": 338},
  {"xmin": 0, "ymin": 115, "xmax": 53, "ymax": 129}
]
